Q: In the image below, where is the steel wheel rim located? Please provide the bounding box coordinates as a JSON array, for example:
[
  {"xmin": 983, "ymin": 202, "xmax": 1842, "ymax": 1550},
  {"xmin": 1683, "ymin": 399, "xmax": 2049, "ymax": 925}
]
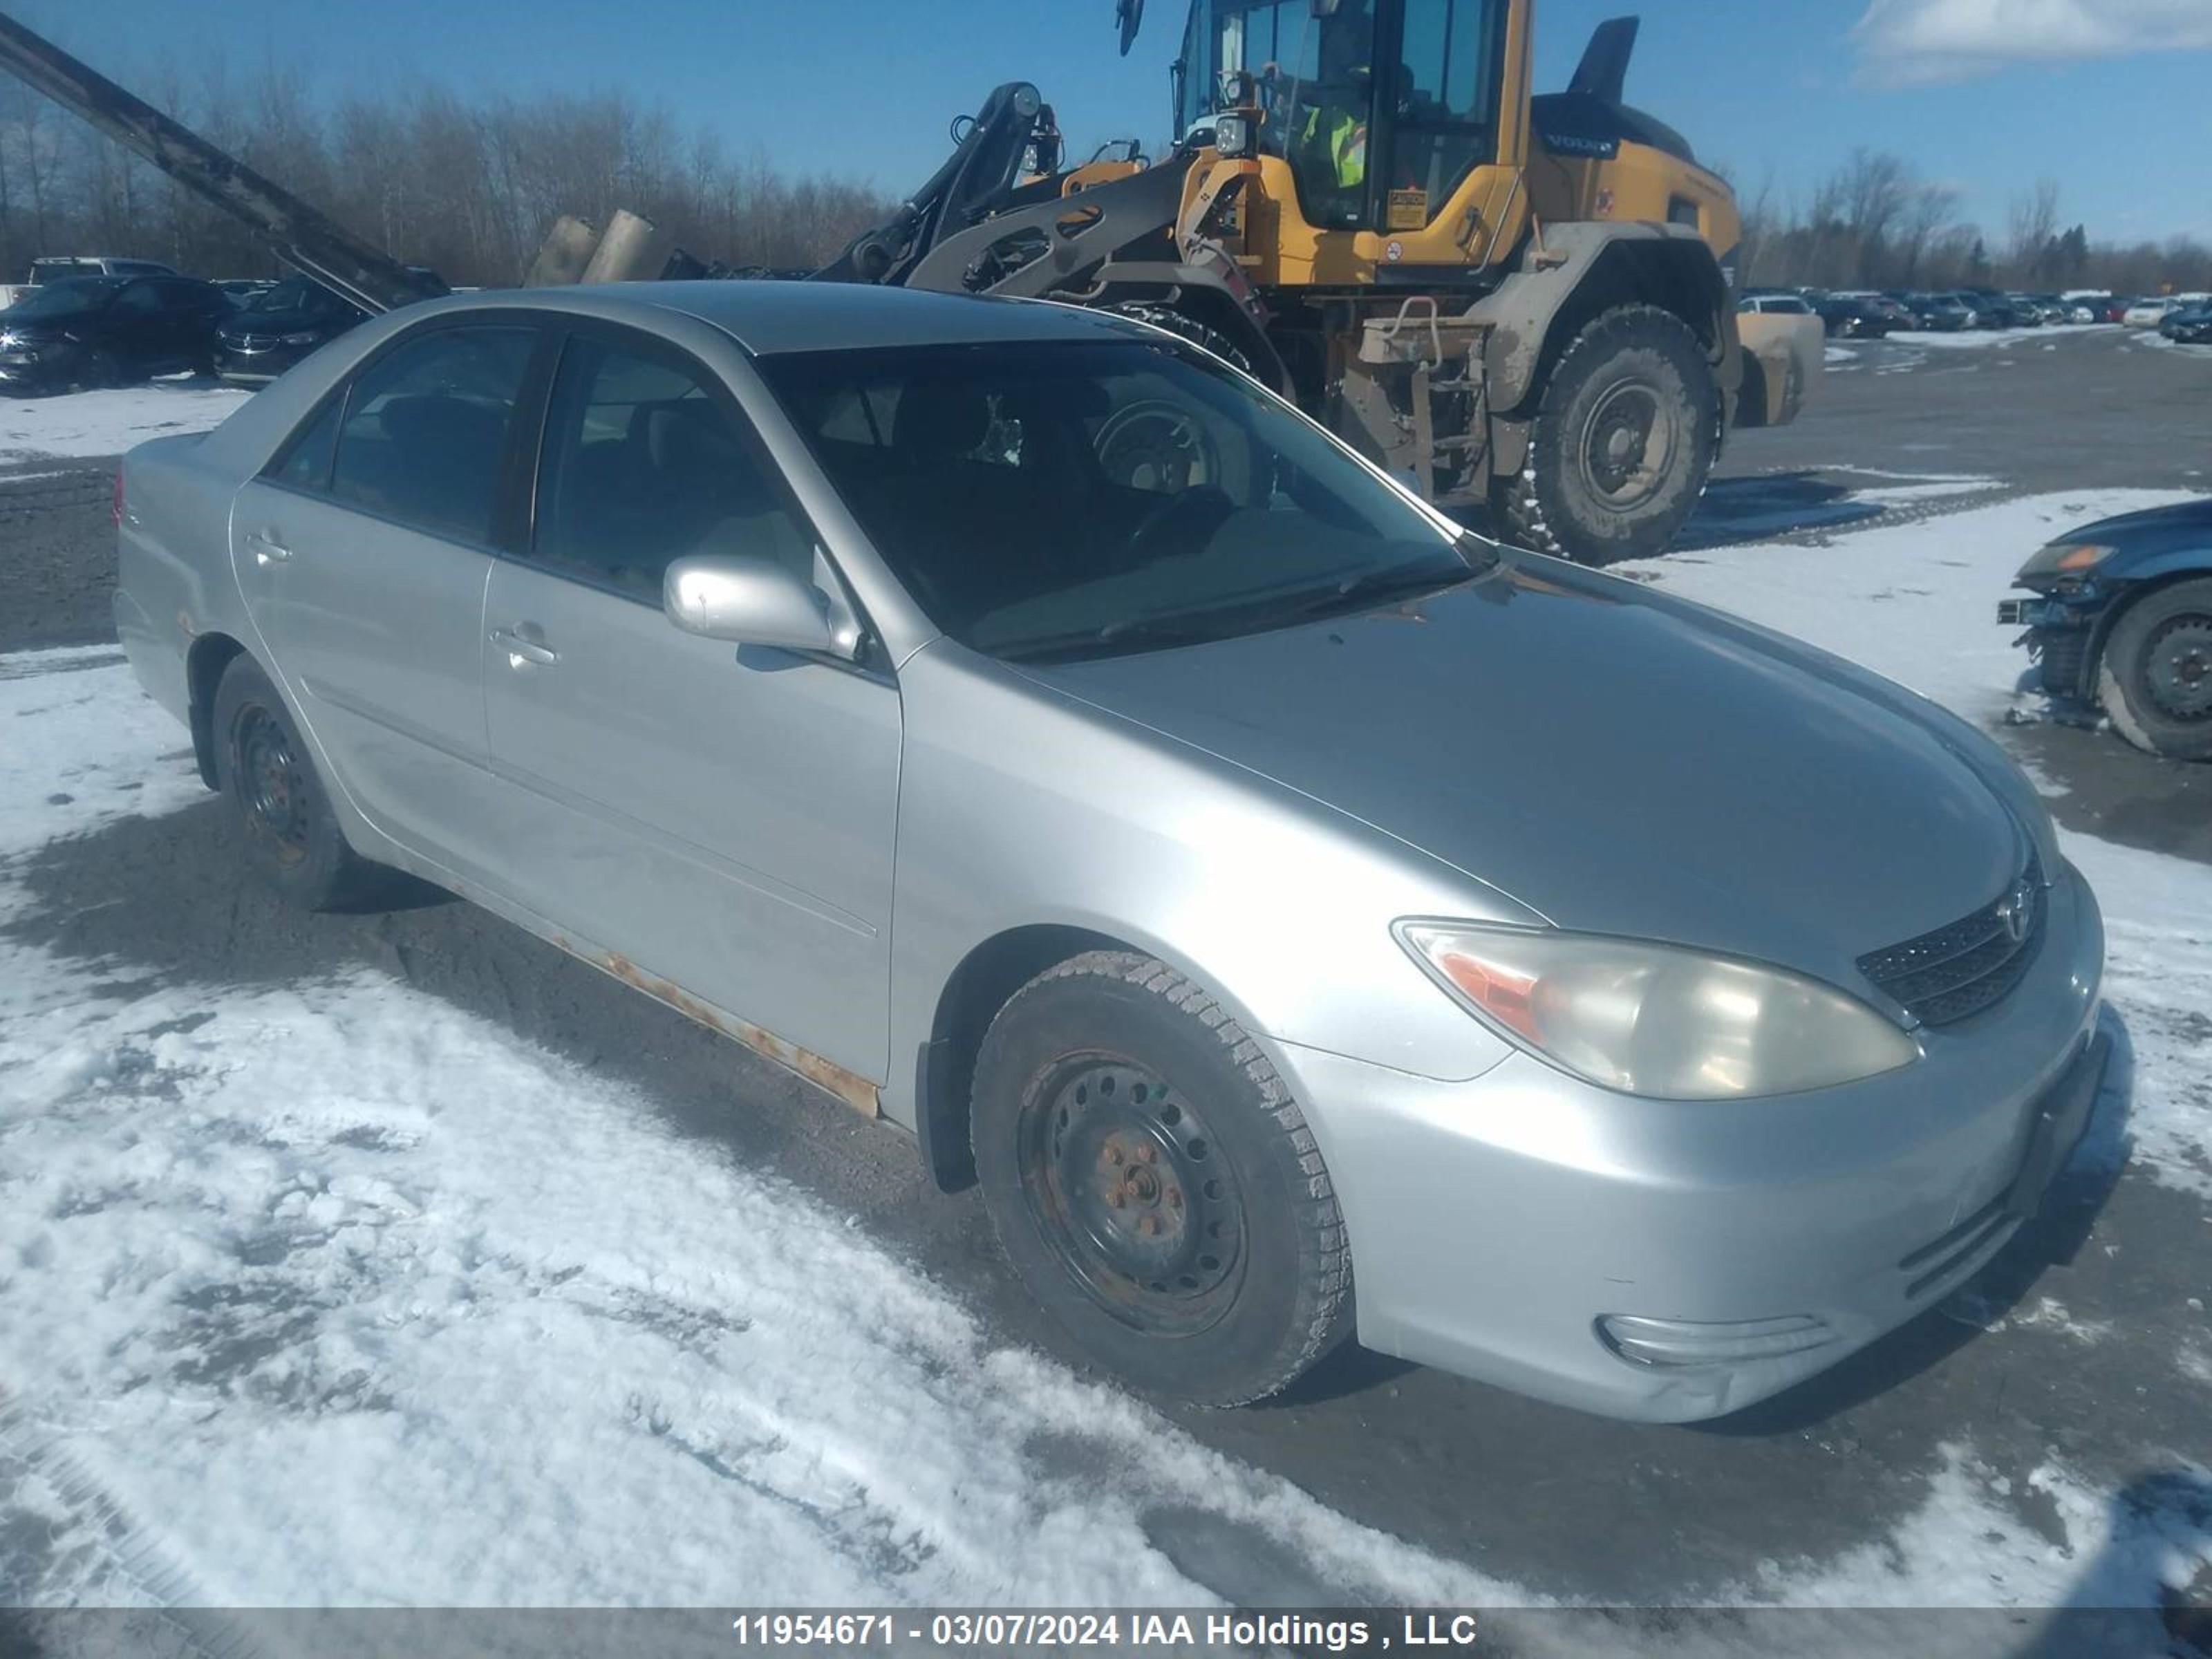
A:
[
  {"xmin": 1019, "ymin": 1053, "xmax": 1246, "ymax": 1335},
  {"xmin": 234, "ymin": 705, "xmax": 310, "ymax": 861},
  {"xmin": 2144, "ymin": 617, "xmax": 2212, "ymax": 722},
  {"xmin": 1579, "ymin": 378, "xmax": 1677, "ymax": 512}
]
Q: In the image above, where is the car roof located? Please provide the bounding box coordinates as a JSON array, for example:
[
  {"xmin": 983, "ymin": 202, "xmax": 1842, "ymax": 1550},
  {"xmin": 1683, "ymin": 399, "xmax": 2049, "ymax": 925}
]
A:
[{"xmin": 408, "ymin": 279, "xmax": 1148, "ymax": 357}]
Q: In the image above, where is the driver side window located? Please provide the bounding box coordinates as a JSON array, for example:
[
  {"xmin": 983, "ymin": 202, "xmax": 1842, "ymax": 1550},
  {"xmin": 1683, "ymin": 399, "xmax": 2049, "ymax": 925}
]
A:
[{"xmin": 531, "ymin": 334, "xmax": 815, "ymax": 603}]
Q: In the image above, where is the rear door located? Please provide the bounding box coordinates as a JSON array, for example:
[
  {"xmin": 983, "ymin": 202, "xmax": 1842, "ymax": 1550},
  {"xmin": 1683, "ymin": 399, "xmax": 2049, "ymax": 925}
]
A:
[
  {"xmin": 104, "ymin": 280, "xmax": 171, "ymax": 372},
  {"xmin": 478, "ymin": 323, "xmax": 901, "ymax": 1085},
  {"xmin": 230, "ymin": 319, "xmax": 543, "ymax": 875}
]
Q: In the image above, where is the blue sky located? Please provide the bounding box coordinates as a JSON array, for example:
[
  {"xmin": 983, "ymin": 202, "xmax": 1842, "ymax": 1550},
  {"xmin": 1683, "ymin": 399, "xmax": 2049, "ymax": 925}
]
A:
[{"xmin": 23, "ymin": 0, "xmax": 2212, "ymax": 247}]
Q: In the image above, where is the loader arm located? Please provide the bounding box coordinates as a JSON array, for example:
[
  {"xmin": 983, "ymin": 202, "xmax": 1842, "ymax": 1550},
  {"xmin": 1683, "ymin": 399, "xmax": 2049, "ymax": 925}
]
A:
[{"xmin": 0, "ymin": 12, "xmax": 443, "ymax": 313}]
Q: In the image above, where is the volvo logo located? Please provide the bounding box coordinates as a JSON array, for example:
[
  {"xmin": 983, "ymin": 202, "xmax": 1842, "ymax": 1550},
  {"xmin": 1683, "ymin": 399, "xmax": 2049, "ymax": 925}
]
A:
[{"xmin": 1994, "ymin": 879, "xmax": 2035, "ymax": 944}]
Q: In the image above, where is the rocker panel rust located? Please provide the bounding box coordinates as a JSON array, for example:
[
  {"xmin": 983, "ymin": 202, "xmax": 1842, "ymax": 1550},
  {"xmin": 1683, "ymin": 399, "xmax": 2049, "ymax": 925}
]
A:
[{"xmin": 555, "ymin": 937, "xmax": 881, "ymax": 1118}]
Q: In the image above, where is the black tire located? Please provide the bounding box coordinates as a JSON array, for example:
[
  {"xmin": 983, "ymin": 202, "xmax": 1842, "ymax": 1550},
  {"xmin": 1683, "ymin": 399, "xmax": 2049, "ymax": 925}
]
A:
[
  {"xmin": 211, "ymin": 657, "xmax": 391, "ymax": 909},
  {"xmin": 79, "ymin": 350, "xmax": 123, "ymax": 391},
  {"xmin": 1103, "ymin": 302, "xmax": 1256, "ymax": 375},
  {"xmin": 1494, "ymin": 303, "xmax": 1720, "ymax": 567},
  {"xmin": 2097, "ymin": 578, "xmax": 2212, "ymax": 761},
  {"xmin": 971, "ymin": 950, "xmax": 1352, "ymax": 1407}
]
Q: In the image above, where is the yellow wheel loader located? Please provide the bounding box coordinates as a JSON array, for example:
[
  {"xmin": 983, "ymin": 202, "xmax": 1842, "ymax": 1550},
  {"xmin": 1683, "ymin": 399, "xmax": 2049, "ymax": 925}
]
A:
[
  {"xmin": 816, "ymin": 2, "xmax": 1817, "ymax": 565},
  {"xmin": 0, "ymin": 3, "xmax": 1812, "ymax": 565}
]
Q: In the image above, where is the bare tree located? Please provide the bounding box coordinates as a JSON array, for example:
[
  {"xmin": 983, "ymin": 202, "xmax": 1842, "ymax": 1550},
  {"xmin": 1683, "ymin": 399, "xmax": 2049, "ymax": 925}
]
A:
[{"xmin": 2006, "ymin": 178, "xmax": 2061, "ymax": 285}]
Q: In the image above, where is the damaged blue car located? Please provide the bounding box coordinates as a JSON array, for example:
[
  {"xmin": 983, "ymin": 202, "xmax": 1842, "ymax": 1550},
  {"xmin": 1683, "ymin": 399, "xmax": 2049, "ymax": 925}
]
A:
[{"xmin": 2001, "ymin": 498, "xmax": 2212, "ymax": 759}]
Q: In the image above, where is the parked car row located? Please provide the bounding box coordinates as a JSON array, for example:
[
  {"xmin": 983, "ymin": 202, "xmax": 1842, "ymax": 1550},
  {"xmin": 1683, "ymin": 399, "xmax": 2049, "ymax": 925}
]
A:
[
  {"xmin": 1737, "ymin": 283, "xmax": 2128, "ymax": 337},
  {"xmin": 2124, "ymin": 292, "xmax": 2212, "ymax": 329},
  {"xmin": 0, "ymin": 273, "xmax": 234, "ymax": 393},
  {"xmin": 0, "ymin": 256, "xmax": 431, "ymax": 394},
  {"xmin": 2159, "ymin": 300, "xmax": 2212, "ymax": 344}
]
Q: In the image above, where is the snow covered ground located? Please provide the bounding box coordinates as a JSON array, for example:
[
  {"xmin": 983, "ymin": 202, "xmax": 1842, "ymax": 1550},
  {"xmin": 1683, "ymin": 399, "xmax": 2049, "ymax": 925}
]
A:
[
  {"xmin": 0, "ymin": 380, "xmax": 250, "ymax": 466},
  {"xmin": 1901, "ymin": 324, "xmax": 2119, "ymax": 351},
  {"xmin": 0, "ymin": 392, "xmax": 2208, "ymax": 1634}
]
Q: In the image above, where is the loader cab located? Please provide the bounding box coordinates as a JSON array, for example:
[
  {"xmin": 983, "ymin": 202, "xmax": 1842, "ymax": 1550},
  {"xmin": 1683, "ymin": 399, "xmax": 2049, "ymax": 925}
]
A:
[{"xmin": 1173, "ymin": 0, "xmax": 1510, "ymax": 237}]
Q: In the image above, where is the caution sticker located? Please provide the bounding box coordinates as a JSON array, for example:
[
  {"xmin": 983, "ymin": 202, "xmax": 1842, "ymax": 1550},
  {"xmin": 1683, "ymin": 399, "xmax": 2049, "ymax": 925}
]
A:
[{"xmin": 1387, "ymin": 187, "xmax": 1428, "ymax": 230}]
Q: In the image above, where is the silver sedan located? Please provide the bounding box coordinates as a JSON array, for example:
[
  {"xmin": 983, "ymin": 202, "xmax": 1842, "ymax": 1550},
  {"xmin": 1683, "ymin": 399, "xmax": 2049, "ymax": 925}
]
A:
[{"xmin": 113, "ymin": 281, "xmax": 2106, "ymax": 1419}]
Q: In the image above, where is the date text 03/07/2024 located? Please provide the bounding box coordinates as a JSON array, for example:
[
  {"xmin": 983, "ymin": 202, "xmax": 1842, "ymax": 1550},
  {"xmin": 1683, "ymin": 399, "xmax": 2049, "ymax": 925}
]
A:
[{"xmin": 727, "ymin": 1611, "xmax": 1484, "ymax": 1651}]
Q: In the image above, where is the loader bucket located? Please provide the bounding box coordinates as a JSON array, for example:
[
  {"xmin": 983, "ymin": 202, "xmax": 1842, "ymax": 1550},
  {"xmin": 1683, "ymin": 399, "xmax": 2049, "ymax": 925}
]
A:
[{"xmin": 1732, "ymin": 311, "xmax": 1821, "ymax": 429}]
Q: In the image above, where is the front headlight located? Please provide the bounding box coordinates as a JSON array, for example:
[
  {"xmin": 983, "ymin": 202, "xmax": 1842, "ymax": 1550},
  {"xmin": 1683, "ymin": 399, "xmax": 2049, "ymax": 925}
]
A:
[
  {"xmin": 2018, "ymin": 540, "xmax": 2115, "ymax": 581},
  {"xmin": 1395, "ymin": 921, "xmax": 1918, "ymax": 1100}
]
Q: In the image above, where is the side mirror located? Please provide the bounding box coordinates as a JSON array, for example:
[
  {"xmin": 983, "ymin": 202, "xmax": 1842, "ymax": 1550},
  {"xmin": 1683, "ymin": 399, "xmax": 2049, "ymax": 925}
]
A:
[{"xmin": 664, "ymin": 555, "xmax": 841, "ymax": 657}]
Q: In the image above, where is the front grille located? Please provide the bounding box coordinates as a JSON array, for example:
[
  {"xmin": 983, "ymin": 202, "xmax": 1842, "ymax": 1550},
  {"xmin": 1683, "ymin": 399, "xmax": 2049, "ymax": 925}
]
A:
[
  {"xmin": 1858, "ymin": 850, "xmax": 2045, "ymax": 1026},
  {"xmin": 2031, "ymin": 629, "xmax": 2089, "ymax": 697}
]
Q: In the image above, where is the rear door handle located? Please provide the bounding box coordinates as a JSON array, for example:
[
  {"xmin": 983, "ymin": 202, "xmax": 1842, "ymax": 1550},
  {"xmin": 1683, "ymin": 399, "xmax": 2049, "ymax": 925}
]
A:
[
  {"xmin": 490, "ymin": 626, "xmax": 559, "ymax": 668},
  {"xmin": 243, "ymin": 529, "xmax": 291, "ymax": 565}
]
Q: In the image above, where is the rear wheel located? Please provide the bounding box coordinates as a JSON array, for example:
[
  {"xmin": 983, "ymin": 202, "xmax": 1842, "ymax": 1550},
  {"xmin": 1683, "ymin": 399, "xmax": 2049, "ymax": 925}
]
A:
[
  {"xmin": 1494, "ymin": 304, "xmax": 1719, "ymax": 567},
  {"xmin": 2098, "ymin": 579, "xmax": 2212, "ymax": 760},
  {"xmin": 212, "ymin": 657, "xmax": 393, "ymax": 909},
  {"xmin": 971, "ymin": 950, "xmax": 1352, "ymax": 1406}
]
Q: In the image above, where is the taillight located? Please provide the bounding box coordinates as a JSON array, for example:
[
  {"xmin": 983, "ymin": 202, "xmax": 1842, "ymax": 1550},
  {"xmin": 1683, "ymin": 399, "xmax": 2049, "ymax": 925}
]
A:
[{"xmin": 113, "ymin": 463, "xmax": 124, "ymax": 526}]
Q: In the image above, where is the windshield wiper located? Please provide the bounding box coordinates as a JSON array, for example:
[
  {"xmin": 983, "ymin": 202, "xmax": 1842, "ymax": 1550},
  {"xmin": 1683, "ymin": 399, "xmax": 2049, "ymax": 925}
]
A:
[
  {"xmin": 993, "ymin": 541, "xmax": 1497, "ymax": 664},
  {"xmin": 998, "ymin": 611, "xmax": 1252, "ymax": 664},
  {"xmin": 1252, "ymin": 559, "xmax": 1481, "ymax": 627}
]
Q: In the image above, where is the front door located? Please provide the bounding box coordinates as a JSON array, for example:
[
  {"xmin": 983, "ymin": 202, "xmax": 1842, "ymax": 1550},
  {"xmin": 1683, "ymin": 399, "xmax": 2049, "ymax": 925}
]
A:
[
  {"xmin": 478, "ymin": 326, "xmax": 901, "ymax": 1085},
  {"xmin": 230, "ymin": 321, "xmax": 539, "ymax": 872}
]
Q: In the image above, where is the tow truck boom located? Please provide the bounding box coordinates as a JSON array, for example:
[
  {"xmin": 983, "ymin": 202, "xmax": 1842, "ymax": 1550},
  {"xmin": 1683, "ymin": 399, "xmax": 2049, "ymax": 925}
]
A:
[{"xmin": 0, "ymin": 11, "xmax": 444, "ymax": 313}]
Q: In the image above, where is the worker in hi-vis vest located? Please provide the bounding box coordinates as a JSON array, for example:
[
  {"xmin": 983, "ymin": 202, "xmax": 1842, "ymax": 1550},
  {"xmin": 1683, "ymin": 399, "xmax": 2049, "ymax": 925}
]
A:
[{"xmin": 1263, "ymin": 0, "xmax": 1373, "ymax": 213}]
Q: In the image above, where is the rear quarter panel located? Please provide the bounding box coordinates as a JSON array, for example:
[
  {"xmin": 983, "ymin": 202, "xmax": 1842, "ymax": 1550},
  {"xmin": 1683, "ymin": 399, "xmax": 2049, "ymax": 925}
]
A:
[{"xmin": 115, "ymin": 432, "xmax": 252, "ymax": 727}]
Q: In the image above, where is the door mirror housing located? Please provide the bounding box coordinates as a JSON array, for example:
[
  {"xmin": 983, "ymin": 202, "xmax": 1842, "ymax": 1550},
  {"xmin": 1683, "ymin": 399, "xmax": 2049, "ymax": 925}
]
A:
[{"xmin": 664, "ymin": 555, "xmax": 844, "ymax": 657}]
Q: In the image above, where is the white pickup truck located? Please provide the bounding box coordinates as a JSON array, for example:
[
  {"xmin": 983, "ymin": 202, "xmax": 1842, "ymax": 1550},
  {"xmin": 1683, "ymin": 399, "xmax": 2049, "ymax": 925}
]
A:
[{"xmin": 0, "ymin": 254, "xmax": 178, "ymax": 310}]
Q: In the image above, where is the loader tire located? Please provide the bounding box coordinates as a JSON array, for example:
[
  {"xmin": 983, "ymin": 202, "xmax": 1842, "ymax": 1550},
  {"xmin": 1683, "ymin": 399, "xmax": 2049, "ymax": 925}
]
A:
[
  {"xmin": 1495, "ymin": 304, "xmax": 1718, "ymax": 567},
  {"xmin": 1105, "ymin": 303, "xmax": 1255, "ymax": 375}
]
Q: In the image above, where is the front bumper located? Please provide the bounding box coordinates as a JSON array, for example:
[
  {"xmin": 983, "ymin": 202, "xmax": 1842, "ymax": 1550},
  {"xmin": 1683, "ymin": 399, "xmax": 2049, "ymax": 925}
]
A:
[
  {"xmin": 1275, "ymin": 860, "xmax": 2106, "ymax": 1423},
  {"xmin": 0, "ymin": 353, "xmax": 65, "ymax": 391},
  {"xmin": 216, "ymin": 341, "xmax": 313, "ymax": 384},
  {"xmin": 1999, "ymin": 588, "xmax": 2108, "ymax": 700}
]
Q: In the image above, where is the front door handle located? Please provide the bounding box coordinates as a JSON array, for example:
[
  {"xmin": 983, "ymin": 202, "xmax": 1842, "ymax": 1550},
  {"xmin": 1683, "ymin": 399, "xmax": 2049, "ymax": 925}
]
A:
[
  {"xmin": 243, "ymin": 529, "xmax": 291, "ymax": 565},
  {"xmin": 490, "ymin": 626, "xmax": 559, "ymax": 668}
]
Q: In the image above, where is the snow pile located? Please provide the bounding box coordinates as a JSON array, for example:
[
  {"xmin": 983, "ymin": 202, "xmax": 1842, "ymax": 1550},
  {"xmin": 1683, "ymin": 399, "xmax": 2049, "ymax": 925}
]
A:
[
  {"xmin": 1752, "ymin": 1444, "xmax": 2212, "ymax": 1612},
  {"xmin": 0, "ymin": 381, "xmax": 249, "ymax": 465},
  {"xmin": 1901, "ymin": 324, "xmax": 2117, "ymax": 351}
]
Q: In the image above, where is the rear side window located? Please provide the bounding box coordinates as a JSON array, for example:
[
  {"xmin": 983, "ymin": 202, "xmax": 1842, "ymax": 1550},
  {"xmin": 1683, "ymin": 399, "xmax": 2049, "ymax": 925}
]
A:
[
  {"xmin": 328, "ymin": 326, "xmax": 534, "ymax": 543},
  {"xmin": 268, "ymin": 395, "xmax": 344, "ymax": 491},
  {"xmin": 531, "ymin": 334, "xmax": 814, "ymax": 602}
]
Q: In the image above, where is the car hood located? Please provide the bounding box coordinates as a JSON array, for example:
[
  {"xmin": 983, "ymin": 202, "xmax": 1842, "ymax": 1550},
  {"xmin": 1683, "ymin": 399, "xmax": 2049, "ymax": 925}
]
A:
[
  {"xmin": 1015, "ymin": 558, "xmax": 2025, "ymax": 984},
  {"xmin": 2047, "ymin": 498, "xmax": 2212, "ymax": 572},
  {"xmin": 0, "ymin": 308, "xmax": 97, "ymax": 332}
]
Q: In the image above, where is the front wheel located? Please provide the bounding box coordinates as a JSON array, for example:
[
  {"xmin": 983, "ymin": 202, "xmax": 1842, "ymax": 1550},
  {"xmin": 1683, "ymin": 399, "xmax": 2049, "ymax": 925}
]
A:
[
  {"xmin": 1493, "ymin": 304, "xmax": 1720, "ymax": 566},
  {"xmin": 2098, "ymin": 578, "xmax": 2212, "ymax": 760},
  {"xmin": 971, "ymin": 951, "xmax": 1353, "ymax": 1406}
]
